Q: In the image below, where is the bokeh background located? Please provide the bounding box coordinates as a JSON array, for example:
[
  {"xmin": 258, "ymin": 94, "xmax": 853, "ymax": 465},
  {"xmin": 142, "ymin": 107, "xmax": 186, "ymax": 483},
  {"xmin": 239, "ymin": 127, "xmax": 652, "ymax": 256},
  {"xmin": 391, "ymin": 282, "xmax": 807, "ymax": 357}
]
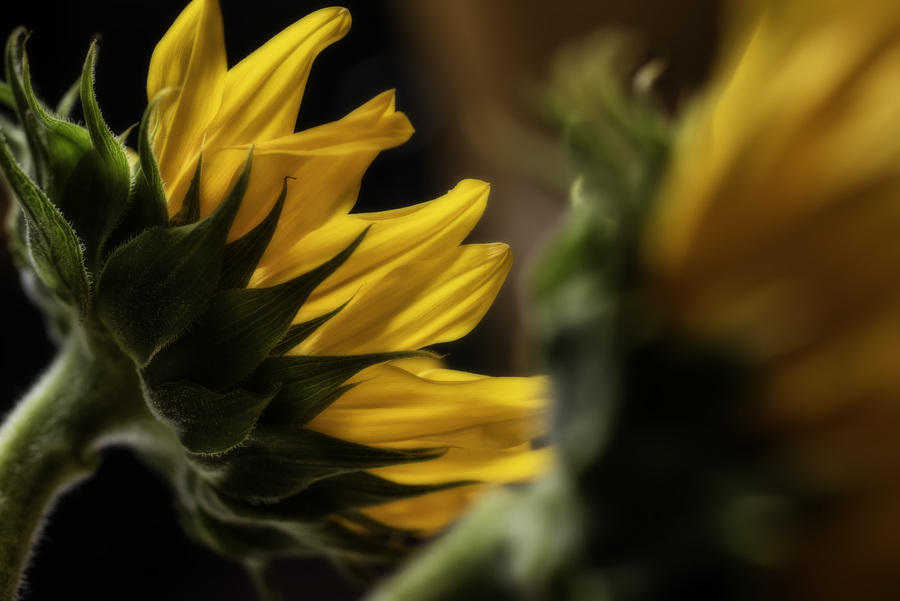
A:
[{"xmin": 0, "ymin": 1, "xmax": 715, "ymax": 599}]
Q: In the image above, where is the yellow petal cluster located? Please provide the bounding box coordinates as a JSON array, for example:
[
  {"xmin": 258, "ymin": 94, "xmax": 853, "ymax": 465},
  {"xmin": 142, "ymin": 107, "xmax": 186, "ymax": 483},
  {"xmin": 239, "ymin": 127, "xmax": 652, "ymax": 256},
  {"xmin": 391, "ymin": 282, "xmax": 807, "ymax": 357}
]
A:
[
  {"xmin": 148, "ymin": 0, "xmax": 550, "ymax": 532},
  {"xmin": 645, "ymin": 0, "xmax": 900, "ymax": 594}
]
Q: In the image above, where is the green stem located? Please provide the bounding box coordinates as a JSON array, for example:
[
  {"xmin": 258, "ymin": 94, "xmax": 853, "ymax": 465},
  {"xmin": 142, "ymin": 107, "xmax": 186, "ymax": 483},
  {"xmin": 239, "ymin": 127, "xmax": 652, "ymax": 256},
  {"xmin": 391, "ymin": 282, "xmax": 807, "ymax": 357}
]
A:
[{"xmin": 0, "ymin": 333, "xmax": 147, "ymax": 600}]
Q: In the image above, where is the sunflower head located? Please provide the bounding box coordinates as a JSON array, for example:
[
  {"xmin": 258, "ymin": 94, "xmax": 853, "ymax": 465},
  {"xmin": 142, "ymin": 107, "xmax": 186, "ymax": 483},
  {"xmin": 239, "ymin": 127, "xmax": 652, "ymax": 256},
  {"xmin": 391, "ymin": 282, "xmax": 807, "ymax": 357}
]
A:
[
  {"xmin": 0, "ymin": 0, "xmax": 550, "ymax": 571},
  {"xmin": 641, "ymin": 1, "xmax": 900, "ymax": 597}
]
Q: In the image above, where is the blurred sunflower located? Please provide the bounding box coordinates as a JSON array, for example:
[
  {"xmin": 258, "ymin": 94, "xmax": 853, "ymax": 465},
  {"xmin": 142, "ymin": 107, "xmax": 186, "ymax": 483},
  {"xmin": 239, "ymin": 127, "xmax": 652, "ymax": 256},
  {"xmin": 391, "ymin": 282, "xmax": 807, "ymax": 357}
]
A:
[{"xmin": 645, "ymin": 0, "xmax": 900, "ymax": 596}]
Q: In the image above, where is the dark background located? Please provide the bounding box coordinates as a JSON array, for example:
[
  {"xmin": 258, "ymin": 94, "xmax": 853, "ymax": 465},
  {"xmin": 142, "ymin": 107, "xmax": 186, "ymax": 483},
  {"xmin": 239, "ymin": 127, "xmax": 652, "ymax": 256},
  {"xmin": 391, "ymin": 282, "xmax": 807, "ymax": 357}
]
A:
[{"xmin": 0, "ymin": 1, "xmax": 717, "ymax": 599}]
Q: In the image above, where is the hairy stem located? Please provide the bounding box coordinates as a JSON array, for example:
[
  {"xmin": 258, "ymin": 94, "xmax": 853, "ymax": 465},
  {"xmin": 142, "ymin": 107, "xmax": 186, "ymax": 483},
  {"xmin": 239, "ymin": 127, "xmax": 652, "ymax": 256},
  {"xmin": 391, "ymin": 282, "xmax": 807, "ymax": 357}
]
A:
[{"xmin": 0, "ymin": 333, "xmax": 146, "ymax": 599}]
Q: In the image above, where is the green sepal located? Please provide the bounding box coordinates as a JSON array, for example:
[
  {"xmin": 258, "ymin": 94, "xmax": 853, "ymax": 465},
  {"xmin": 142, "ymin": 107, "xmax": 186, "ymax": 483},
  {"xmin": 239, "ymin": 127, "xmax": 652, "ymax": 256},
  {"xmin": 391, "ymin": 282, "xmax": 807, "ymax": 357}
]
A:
[
  {"xmin": 135, "ymin": 98, "xmax": 167, "ymax": 213},
  {"xmin": 144, "ymin": 380, "xmax": 280, "ymax": 455},
  {"xmin": 5, "ymin": 29, "xmax": 50, "ymax": 184},
  {"xmin": 178, "ymin": 470, "xmax": 406, "ymax": 561},
  {"xmin": 254, "ymin": 352, "xmax": 423, "ymax": 428},
  {"xmin": 216, "ymin": 472, "xmax": 472, "ymax": 522},
  {"xmin": 0, "ymin": 132, "xmax": 90, "ymax": 313},
  {"xmin": 80, "ymin": 41, "xmax": 129, "ymax": 185},
  {"xmin": 250, "ymin": 351, "xmax": 426, "ymax": 428},
  {"xmin": 4, "ymin": 29, "xmax": 92, "ymax": 202},
  {"xmin": 219, "ymin": 178, "xmax": 287, "ymax": 289},
  {"xmin": 252, "ymin": 353, "xmax": 416, "ymax": 398},
  {"xmin": 178, "ymin": 501, "xmax": 300, "ymax": 560},
  {"xmin": 270, "ymin": 301, "xmax": 347, "ymax": 356},
  {"xmin": 0, "ymin": 112, "xmax": 29, "ymax": 174},
  {"xmin": 57, "ymin": 41, "xmax": 132, "ymax": 267},
  {"xmin": 96, "ymin": 152, "xmax": 251, "ymax": 364},
  {"xmin": 106, "ymin": 96, "xmax": 169, "ymax": 250},
  {"xmin": 3, "ymin": 190, "xmax": 29, "ymax": 269},
  {"xmin": 116, "ymin": 122, "xmax": 137, "ymax": 146},
  {"xmin": 0, "ymin": 80, "xmax": 13, "ymax": 109},
  {"xmin": 189, "ymin": 428, "xmax": 446, "ymax": 501},
  {"xmin": 279, "ymin": 520, "xmax": 407, "ymax": 563},
  {"xmin": 170, "ymin": 157, "xmax": 202, "ymax": 227},
  {"xmin": 276, "ymin": 383, "xmax": 353, "ymax": 431},
  {"xmin": 5, "ymin": 194, "xmax": 75, "ymax": 339},
  {"xmin": 55, "ymin": 77, "xmax": 80, "ymax": 118},
  {"xmin": 184, "ymin": 487, "xmax": 404, "ymax": 561},
  {"xmin": 143, "ymin": 229, "xmax": 367, "ymax": 391}
]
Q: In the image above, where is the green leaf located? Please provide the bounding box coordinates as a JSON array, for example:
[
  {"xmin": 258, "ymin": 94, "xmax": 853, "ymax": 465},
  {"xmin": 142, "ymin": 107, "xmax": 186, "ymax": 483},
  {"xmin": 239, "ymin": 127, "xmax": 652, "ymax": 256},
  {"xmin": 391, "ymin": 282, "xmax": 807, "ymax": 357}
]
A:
[
  {"xmin": 145, "ymin": 380, "xmax": 280, "ymax": 454},
  {"xmin": 219, "ymin": 178, "xmax": 287, "ymax": 289},
  {"xmin": 170, "ymin": 157, "xmax": 202, "ymax": 227},
  {"xmin": 189, "ymin": 428, "xmax": 445, "ymax": 501},
  {"xmin": 0, "ymin": 132, "xmax": 90, "ymax": 312},
  {"xmin": 96, "ymin": 152, "xmax": 251, "ymax": 364},
  {"xmin": 143, "ymin": 229, "xmax": 368, "ymax": 391}
]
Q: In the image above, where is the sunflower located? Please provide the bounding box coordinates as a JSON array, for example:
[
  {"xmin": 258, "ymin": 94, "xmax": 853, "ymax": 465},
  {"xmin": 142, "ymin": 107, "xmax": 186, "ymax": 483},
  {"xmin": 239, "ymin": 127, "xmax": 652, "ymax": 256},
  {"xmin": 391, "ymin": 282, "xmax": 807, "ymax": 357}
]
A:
[
  {"xmin": 141, "ymin": 0, "xmax": 551, "ymax": 534},
  {"xmin": 0, "ymin": 0, "xmax": 550, "ymax": 595},
  {"xmin": 644, "ymin": 0, "xmax": 900, "ymax": 596}
]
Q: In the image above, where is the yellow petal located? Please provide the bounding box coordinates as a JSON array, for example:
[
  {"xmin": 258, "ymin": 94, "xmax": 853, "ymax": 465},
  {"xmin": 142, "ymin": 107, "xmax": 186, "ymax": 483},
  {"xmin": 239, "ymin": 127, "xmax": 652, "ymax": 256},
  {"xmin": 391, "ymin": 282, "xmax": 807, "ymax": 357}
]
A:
[
  {"xmin": 307, "ymin": 364, "xmax": 548, "ymax": 446},
  {"xmin": 292, "ymin": 243, "xmax": 511, "ymax": 355},
  {"xmin": 348, "ymin": 355, "xmax": 446, "ymax": 379},
  {"xmin": 310, "ymin": 363, "xmax": 551, "ymax": 533},
  {"xmin": 371, "ymin": 445, "xmax": 553, "ymax": 486},
  {"xmin": 250, "ymin": 180, "xmax": 490, "ymax": 323},
  {"xmin": 147, "ymin": 0, "xmax": 226, "ymax": 187},
  {"xmin": 385, "ymin": 355, "xmax": 446, "ymax": 375},
  {"xmin": 647, "ymin": 0, "xmax": 900, "ymax": 293},
  {"xmin": 205, "ymin": 7, "xmax": 352, "ymax": 149},
  {"xmin": 654, "ymin": 167, "xmax": 900, "ymax": 360},
  {"xmin": 164, "ymin": 91, "xmax": 413, "ymax": 239}
]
